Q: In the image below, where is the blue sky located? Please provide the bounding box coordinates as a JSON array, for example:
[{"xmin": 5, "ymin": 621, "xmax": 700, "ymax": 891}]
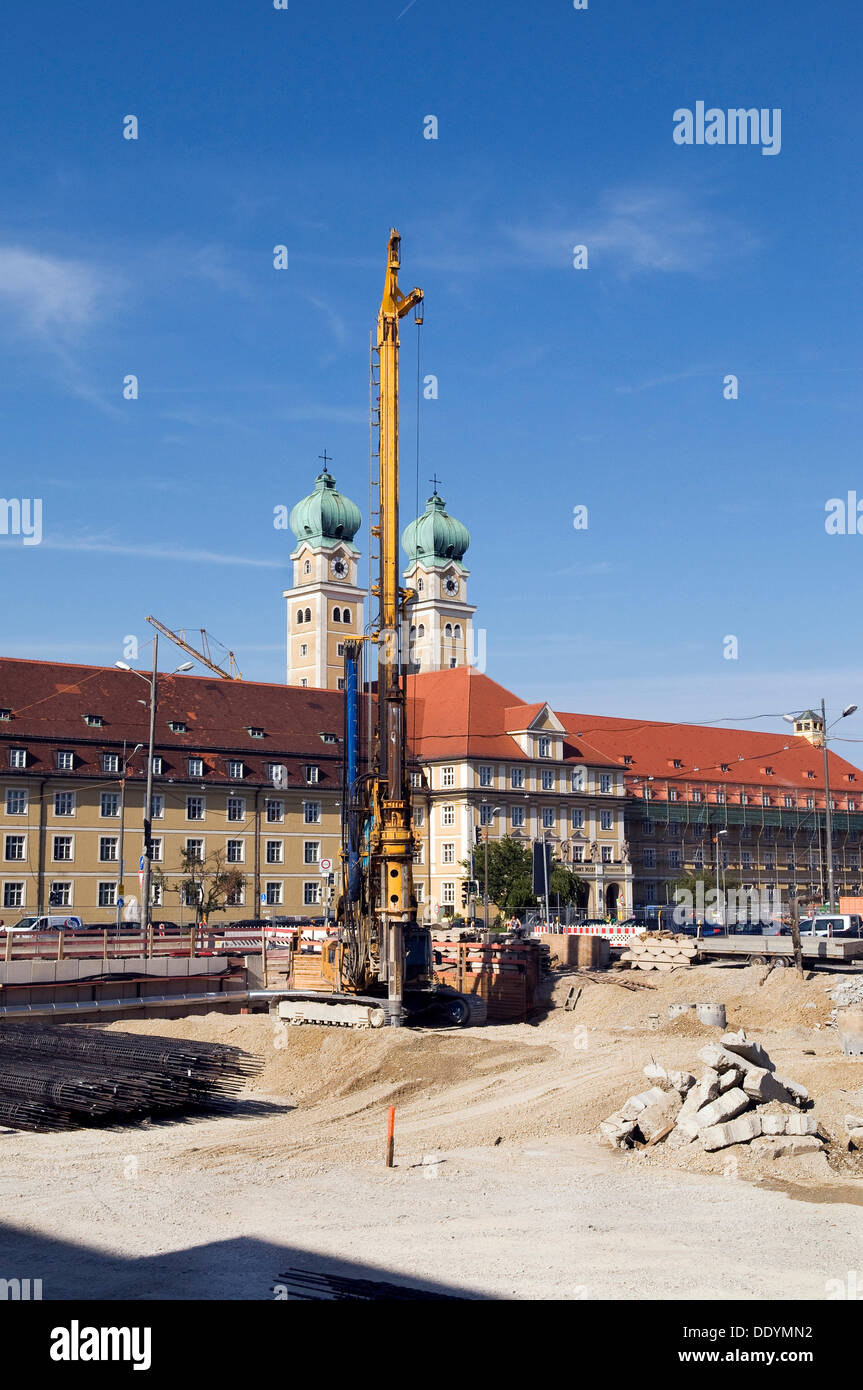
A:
[{"xmin": 2, "ymin": 0, "xmax": 863, "ymax": 752}]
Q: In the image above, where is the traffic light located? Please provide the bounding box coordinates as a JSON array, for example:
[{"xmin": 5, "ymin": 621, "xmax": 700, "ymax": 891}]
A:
[
  {"xmin": 475, "ymin": 825, "xmax": 482, "ymax": 845},
  {"xmin": 461, "ymin": 880, "xmax": 469, "ymax": 909}
]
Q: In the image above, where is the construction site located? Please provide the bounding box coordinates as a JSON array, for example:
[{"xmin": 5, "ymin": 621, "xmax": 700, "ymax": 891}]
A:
[
  {"xmin": 1, "ymin": 229, "xmax": 862, "ymax": 1306},
  {"xmin": 1, "ymin": 947, "xmax": 862, "ymax": 1301}
]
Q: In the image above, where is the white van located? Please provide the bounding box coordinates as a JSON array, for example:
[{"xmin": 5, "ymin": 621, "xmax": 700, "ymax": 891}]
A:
[
  {"xmin": 799, "ymin": 914, "xmax": 863, "ymax": 939},
  {"xmin": 1, "ymin": 915, "xmax": 83, "ymax": 934}
]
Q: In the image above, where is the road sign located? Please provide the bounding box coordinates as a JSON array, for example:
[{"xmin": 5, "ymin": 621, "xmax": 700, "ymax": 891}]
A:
[
  {"xmin": 319, "ymin": 857, "xmax": 332, "ymax": 874},
  {"xmin": 260, "ymin": 892, "xmax": 267, "ymax": 904}
]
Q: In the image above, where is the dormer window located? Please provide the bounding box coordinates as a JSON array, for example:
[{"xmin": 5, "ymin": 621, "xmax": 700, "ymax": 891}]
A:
[
  {"xmin": 83, "ymin": 714, "xmax": 103, "ymax": 727},
  {"xmin": 188, "ymin": 757, "xmax": 204, "ymax": 778},
  {"xmin": 0, "ymin": 709, "xmax": 11, "ymax": 721},
  {"xmin": 807, "ymin": 770, "xmax": 816, "ymax": 779},
  {"xmin": 672, "ymin": 759, "xmax": 683, "ymax": 769},
  {"xmin": 720, "ymin": 763, "xmax": 730, "ymax": 772},
  {"xmin": 538, "ymin": 737, "xmax": 551, "ymax": 758},
  {"xmin": 762, "ymin": 766, "xmax": 774, "ymax": 776},
  {"xmin": 623, "ymin": 755, "xmax": 633, "ymax": 766},
  {"xmin": 247, "ymin": 727, "xmax": 265, "ymax": 739},
  {"xmin": 168, "ymin": 721, "xmax": 187, "ymax": 734},
  {"xmin": 9, "ymin": 748, "xmax": 27, "ymax": 769}
]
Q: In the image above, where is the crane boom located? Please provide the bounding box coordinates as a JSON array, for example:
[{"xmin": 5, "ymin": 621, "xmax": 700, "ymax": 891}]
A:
[{"xmin": 145, "ymin": 616, "xmax": 242, "ymax": 680}]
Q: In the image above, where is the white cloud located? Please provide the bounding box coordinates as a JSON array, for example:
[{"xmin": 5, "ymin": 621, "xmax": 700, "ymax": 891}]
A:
[
  {"xmin": 41, "ymin": 538, "xmax": 283, "ymax": 569},
  {"xmin": 0, "ymin": 246, "xmax": 111, "ymax": 335}
]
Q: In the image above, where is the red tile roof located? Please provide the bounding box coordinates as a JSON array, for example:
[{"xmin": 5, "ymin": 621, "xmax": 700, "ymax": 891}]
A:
[{"xmin": 556, "ymin": 709, "xmax": 863, "ymax": 802}]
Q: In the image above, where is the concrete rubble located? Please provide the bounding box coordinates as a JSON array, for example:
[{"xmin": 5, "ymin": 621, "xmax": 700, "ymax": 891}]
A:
[
  {"xmin": 825, "ymin": 977, "xmax": 863, "ymax": 1028},
  {"xmin": 599, "ymin": 1030, "xmax": 825, "ymax": 1160}
]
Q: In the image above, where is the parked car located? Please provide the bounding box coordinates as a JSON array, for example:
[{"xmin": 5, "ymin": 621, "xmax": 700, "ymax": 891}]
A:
[
  {"xmin": 1, "ymin": 914, "xmax": 83, "ymax": 934},
  {"xmin": 800, "ymin": 914, "xmax": 863, "ymax": 938}
]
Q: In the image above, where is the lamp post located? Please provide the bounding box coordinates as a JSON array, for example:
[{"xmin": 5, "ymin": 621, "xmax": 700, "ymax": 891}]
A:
[
  {"xmin": 116, "ymin": 741, "xmax": 143, "ymax": 933},
  {"xmin": 480, "ymin": 801, "xmax": 503, "ymax": 931},
  {"xmin": 115, "ymin": 641, "xmax": 193, "ymax": 935},
  {"xmin": 784, "ymin": 700, "xmax": 857, "ymax": 910},
  {"xmin": 714, "ymin": 829, "xmax": 729, "ymax": 928}
]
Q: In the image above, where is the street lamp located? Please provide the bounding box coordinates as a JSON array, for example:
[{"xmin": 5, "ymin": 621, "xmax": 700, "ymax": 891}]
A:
[
  {"xmin": 115, "ymin": 643, "xmax": 193, "ymax": 935},
  {"xmin": 480, "ymin": 801, "xmax": 503, "ymax": 932},
  {"xmin": 116, "ymin": 742, "xmax": 143, "ymax": 933},
  {"xmin": 784, "ymin": 700, "xmax": 857, "ymax": 909},
  {"xmin": 714, "ymin": 829, "xmax": 729, "ymax": 928}
]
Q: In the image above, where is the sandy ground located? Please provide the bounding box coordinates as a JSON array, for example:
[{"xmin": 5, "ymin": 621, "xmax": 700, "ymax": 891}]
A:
[{"xmin": 1, "ymin": 962, "xmax": 862, "ymax": 1300}]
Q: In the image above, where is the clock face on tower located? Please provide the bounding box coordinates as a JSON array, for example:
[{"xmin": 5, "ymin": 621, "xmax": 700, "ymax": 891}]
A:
[
  {"xmin": 443, "ymin": 575, "xmax": 460, "ymax": 597},
  {"xmin": 330, "ymin": 556, "xmax": 349, "ymax": 580}
]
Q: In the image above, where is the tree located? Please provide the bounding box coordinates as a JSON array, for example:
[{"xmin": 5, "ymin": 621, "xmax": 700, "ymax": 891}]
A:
[
  {"xmin": 462, "ymin": 837, "xmax": 584, "ymax": 916},
  {"xmin": 155, "ymin": 848, "xmax": 245, "ymax": 925}
]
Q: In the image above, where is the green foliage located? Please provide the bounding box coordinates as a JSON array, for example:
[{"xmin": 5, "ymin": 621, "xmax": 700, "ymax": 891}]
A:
[
  {"xmin": 155, "ymin": 848, "xmax": 245, "ymax": 924},
  {"xmin": 463, "ymin": 837, "xmax": 585, "ymax": 914}
]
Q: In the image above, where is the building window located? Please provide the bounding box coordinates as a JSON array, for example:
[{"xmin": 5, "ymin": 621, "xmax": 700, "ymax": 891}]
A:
[
  {"xmin": 3, "ymin": 882, "xmax": 24, "ymax": 909},
  {"xmin": 715, "ymin": 791, "xmax": 726, "ymax": 804},
  {"xmin": 601, "ymin": 845, "xmax": 612, "ymax": 863},
  {"xmin": 441, "ymin": 766, "xmax": 455, "ymax": 788},
  {"xmin": 100, "ymin": 792, "xmax": 120, "ymax": 818},
  {"xmin": 54, "ymin": 792, "xmax": 75, "ymax": 817},
  {"xmin": 266, "ymin": 763, "xmax": 286, "ymax": 787},
  {"xmin": 83, "ymin": 715, "xmax": 104, "ymax": 728},
  {"xmin": 691, "ymin": 790, "xmax": 703, "ymax": 802},
  {"xmin": 415, "ymin": 882, "xmax": 425, "ymax": 903},
  {"xmin": 806, "ymin": 797, "xmax": 815, "ymax": 809},
  {"xmin": 266, "ymin": 840, "xmax": 283, "ymax": 864},
  {"xmin": 247, "ymin": 727, "xmax": 265, "ymax": 739},
  {"xmin": 151, "ymin": 794, "xmax": 165, "ymax": 820},
  {"xmin": 413, "ymin": 846, "xmax": 424, "ymax": 865},
  {"xmin": 441, "ymin": 882, "xmax": 455, "ymax": 907},
  {"xmin": 541, "ymin": 769, "xmax": 554, "ymax": 791},
  {"xmin": 188, "ymin": 757, "xmax": 204, "ymax": 778},
  {"xmin": 186, "ymin": 796, "xmax": 205, "ymax": 821},
  {"xmin": 150, "ymin": 838, "xmax": 163, "ymax": 863},
  {"xmin": 643, "ymin": 848, "xmax": 656, "ymax": 868},
  {"xmin": 185, "ymin": 839, "xmax": 204, "ymax": 861},
  {"xmin": 572, "ymin": 846, "xmax": 584, "ymax": 862},
  {"xmin": 304, "ymin": 765, "xmax": 319, "ymax": 784},
  {"xmin": 742, "ymin": 851, "xmax": 752, "ymax": 868},
  {"xmin": 762, "ymin": 794, "xmax": 771, "ymax": 807},
  {"xmin": 643, "ymin": 819, "xmax": 654, "ymax": 834},
  {"xmin": 669, "ymin": 789, "xmax": 679, "ymax": 802},
  {"xmin": 228, "ymin": 760, "xmax": 245, "ymax": 780},
  {"xmin": 410, "ymin": 771, "xmax": 424, "ymax": 789},
  {"xmin": 227, "ymin": 797, "xmax": 246, "ymax": 822},
  {"xmin": 783, "ymin": 795, "xmax": 794, "ymax": 808},
  {"xmin": 168, "ymin": 721, "xmax": 187, "ymax": 734},
  {"xmin": 151, "ymin": 756, "xmax": 163, "ymax": 775},
  {"xmin": 570, "ymin": 808, "xmax": 585, "ymax": 830},
  {"xmin": 511, "ymin": 806, "xmax": 525, "ymax": 828},
  {"xmin": 540, "ymin": 808, "xmax": 553, "ymax": 829},
  {"xmin": 668, "ymin": 849, "xmax": 681, "ymax": 869},
  {"xmin": 102, "ymin": 753, "xmax": 120, "ymax": 773},
  {"xmin": 303, "ymin": 881, "xmax": 320, "ymax": 907},
  {"xmin": 265, "ymin": 799, "xmax": 284, "ymax": 823},
  {"xmin": 441, "ymin": 805, "xmax": 455, "ymax": 827},
  {"xmin": 303, "ymin": 841, "xmax": 320, "ymax": 864},
  {"xmin": 414, "ymin": 806, "xmax": 424, "ymax": 827},
  {"xmin": 571, "ymin": 768, "xmax": 585, "ymax": 792},
  {"xmin": 510, "ymin": 768, "xmax": 525, "ymax": 789},
  {"xmin": 57, "ymin": 751, "xmax": 74, "ymax": 770},
  {"xmin": 479, "ymin": 766, "xmax": 493, "ymax": 787},
  {"xmin": 303, "ymin": 801, "xmax": 320, "ymax": 825},
  {"xmin": 226, "ymin": 839, "xmax": 244, "ymax": 864},
  {"xmin": 4, "ymin": 835, "xmax": 25, "ymax": 861},
  {"xmin": 52, "ymin": 836, "xmax": 73, "ymax": 862},
  {"xmin": 599, "ymin": 774, "xmax": 612, "ymax": 793},
  {"xmin": 99, "ymin": 837, "xmax": 118, "ymax": 862},
  {"xmin": 600, "ymin": 810, "xmax": 613, "ymax": 831},
  {"xmin": 442, "ymin": 842, "xmax": 456, "ymax": 864},
  {"xmin": 479, "ymin": 804, "xmax": 495, "ymax": 826},
  {"xmin": 50, "ymin": 882, "xmax": 72, "ymax": 907},
  {"xmin": 226, "ymin": 883, "xmax": 244, "ymax": 906},
  {"xmin": 538, "ymin": 737, "xmax": 551, "ymax": 758}
]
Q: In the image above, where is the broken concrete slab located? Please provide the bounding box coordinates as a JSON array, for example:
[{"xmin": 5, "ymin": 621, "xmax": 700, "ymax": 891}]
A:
[
  {"xmin": 599, "ymin": 1113, "xmax": 638, "ymax": 1148},
  {"xmin": 753, "ymin": 1134, "xmax": 824, "ymax": 1159},
  {"xmin": 785, "ymin": 1112, "xmax": 819, "ymax": 1137},
  {"xmin": 718, "ymin": 1067, "xmax": 743, "ymax": 1093},
  {"xmin": 637, "ymin": 1091, "xmax": 683, "ymax": 1142},
  {"xmin": 701, "ymin": 1112, "xmax": 762, "ymax": 1151},
  {"xmin": 667, "ymin": 1070, "xmax": 696, "ymax": 1094},
  {"xmin": 620, "ymin": 1086, "xmax": 668, "ymax": 1122},
  {"xmin": 721, "ymin": 1030, "xmax": 774, "ymax": 1071},
  {"xmin": 847, "ymin": 1128, "xmax": 863, "ymax": 1150},
  {"xmin": 698, "ymin": 1042, "xmax": 763, "ymax": 1075},
  {"xmin": 844, "ymin": 1114, "xmax": 863, "ymax": 1133},
  {"xmin": 741, "ymin": 1067, "xmax": 793, "ymax": 1105},
  {"xmin": 773, "ymin": 1075, "xmax": 809, "ymax": 1107},
  {"xmin": 696, "ymin": 1086, "xmax": 752, "ymax": 1130},
  {"xmin": 761, "ymin": 1112, "xmax": 787, "ymax": 1136}
]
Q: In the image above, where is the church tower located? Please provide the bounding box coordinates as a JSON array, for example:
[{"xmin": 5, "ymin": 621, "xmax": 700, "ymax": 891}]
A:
[
  {"xmin": 401, "ymin": 484, "xmax": 476, "ymax": 673},
  {"xmin": 283, "ymin": 463, "xmax": 365, "ymax": 689}
]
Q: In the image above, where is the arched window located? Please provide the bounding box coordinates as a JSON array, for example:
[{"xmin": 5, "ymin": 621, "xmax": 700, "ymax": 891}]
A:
[
  {"xmin": 444, "ymin": 623, "xmax": 453, "ymax": 639},
  {"xmin": 303, "ymin": 559, "xmax": 311, "ymax": 575},
  {"xmin": 296, "ymin": 609, "xmax": 304, "ymax": 624},
  {"xmin": 418, "ymin": 624, "xmax": 425, "ymax": 639},
  {"xmin": 454, "ymin": 624, "xmax": 462, "ymax": 640},
  {"xmin": 304, "ymin": 608, "xmax": 311, "ymax": 623},
  {"xmin": 409, "ymin": 625, "xmax": 416, "ymax": 642},
  {"xmin": 418, "ymin": 578, "xmax": 424, "ymax": 592},
  {"xmin": 333, "ymin": 607, "xmax": 341, "ymax": 623},
  {"xmin": 342, "ymin": 608, "xmax": 351, "ymax": 623}
]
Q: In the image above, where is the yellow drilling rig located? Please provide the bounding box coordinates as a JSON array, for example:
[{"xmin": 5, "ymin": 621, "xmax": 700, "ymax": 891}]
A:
[{"xmin": 275, "ymin": 231, "xmax": 480, "ymax": 1029}]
